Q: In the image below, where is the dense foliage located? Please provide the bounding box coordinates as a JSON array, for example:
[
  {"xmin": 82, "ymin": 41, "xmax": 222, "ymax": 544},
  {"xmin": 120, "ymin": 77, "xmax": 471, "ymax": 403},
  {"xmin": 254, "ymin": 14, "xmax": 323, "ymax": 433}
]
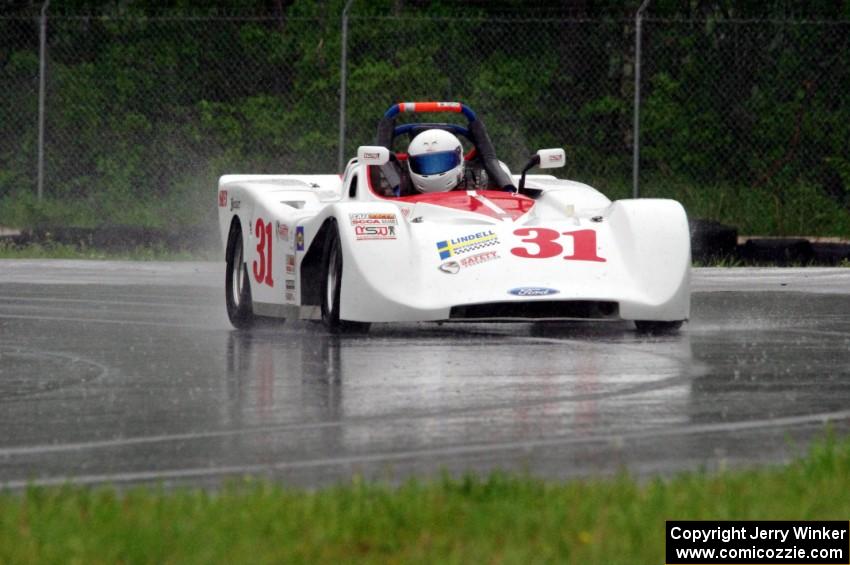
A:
[{"xmin": 1, "ymin": 0, "xmax": 849, "ymax": 234}]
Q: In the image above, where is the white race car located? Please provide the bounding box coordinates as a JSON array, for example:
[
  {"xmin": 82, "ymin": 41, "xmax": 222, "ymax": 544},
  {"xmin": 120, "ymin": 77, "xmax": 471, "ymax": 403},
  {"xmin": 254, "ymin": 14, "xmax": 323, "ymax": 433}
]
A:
[{"xmin": 218, "ymin": 101, "xmax": 690, "ymax": 333}]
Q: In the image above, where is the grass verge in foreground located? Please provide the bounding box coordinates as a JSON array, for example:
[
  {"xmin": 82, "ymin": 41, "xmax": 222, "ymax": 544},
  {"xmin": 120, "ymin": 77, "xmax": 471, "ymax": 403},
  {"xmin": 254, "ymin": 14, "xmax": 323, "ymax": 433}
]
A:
[{"xmin": 1, "ymin": 436, "xmax": 849, "ymax": 564}]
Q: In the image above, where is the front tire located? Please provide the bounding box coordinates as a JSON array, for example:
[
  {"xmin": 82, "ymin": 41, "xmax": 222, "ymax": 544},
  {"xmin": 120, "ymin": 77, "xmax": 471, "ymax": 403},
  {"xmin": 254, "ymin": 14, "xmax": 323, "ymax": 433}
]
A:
[
  {"xmin": 225, "ymin": 221, "xmax": 255, "ymax": 329},
  {"xmin": 321, "ymin": 222, "xmax": 370, "ymax": 334}
]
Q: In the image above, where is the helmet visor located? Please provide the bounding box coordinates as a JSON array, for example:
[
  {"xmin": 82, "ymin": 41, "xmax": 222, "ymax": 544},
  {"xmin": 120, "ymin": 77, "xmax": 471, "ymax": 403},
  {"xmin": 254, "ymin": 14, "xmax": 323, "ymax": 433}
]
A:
[{"xmin": 409, "ymin": 150, "xmax": 461, "ymax": 175}]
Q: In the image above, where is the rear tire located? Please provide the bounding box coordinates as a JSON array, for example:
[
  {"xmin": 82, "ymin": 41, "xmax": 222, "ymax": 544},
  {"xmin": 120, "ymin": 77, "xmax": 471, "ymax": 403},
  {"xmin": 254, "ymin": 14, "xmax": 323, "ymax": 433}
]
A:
[
  {"xmin": 634, "ymin": 320, "xmax": 683, "ymax": 334},
  {"xmin": 321, "ymin": 222, "xmax": 370, "ymax": 334},
  {"xmin": 225, "ymin": 221, "xmax": 255, "ymax": 329}
]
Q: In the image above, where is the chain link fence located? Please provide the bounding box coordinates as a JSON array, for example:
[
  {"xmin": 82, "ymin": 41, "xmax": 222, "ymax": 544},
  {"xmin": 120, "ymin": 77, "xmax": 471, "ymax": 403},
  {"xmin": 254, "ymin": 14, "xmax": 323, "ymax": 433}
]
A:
[
  {"xmin": 640, "ymin": 18, "xmax": 850, "ymax": 234},
  {"xmin": 343, "ymin": 16, "xmax": 633, "ymax": 181},
  {"xmin": 1, "ymin": 12, "xmax": 848, "ymax": 234},
  {"xmin": 1, "ymin": 16, "xmax": 40, "ymax": 202}
]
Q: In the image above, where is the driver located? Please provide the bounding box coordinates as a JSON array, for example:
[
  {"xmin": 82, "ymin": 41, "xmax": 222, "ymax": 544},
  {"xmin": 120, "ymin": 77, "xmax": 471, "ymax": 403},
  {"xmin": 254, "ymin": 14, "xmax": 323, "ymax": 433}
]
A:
[{"xmin": 406, "ymin": 129, "xmax": 465, "ymax": 193}]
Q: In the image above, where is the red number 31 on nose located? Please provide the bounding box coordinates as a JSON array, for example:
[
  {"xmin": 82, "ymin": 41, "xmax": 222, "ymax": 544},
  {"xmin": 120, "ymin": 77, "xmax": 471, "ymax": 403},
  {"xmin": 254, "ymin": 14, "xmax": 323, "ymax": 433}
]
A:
[{"xmin": 511, "ymin": 228, "xmax": 606, "ymax": 262}]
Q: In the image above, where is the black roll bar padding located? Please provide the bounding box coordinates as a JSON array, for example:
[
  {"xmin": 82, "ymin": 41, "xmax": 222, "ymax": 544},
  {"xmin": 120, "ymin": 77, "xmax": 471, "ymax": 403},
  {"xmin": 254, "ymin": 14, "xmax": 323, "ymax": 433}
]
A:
[
  {"xmin": 468, "ymin": 119, "xmax": 515, "ymax": 190},
  {"xmin": 376, "ymin": 115, "xmax": 395, "ymax": 149}
]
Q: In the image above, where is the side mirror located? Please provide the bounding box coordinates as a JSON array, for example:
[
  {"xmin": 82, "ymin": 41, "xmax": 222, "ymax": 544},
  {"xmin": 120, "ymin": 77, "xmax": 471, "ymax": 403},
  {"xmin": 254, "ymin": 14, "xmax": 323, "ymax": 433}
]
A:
[
  {"xmin": 357, "ymin": 146, "xmax": 390, "ymax": 166},
  {"xmin": 536, "ymin": 148, "xmax": 566, "ymax": 169},
  {"xmin": 518, "ymin": 148, "xmax": 565, "ymax": 192}
]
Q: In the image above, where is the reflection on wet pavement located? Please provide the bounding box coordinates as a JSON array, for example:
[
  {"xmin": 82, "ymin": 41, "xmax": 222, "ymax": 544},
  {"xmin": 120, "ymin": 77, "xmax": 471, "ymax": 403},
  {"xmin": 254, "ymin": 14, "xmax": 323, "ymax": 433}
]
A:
[{"xmin": 0, "ymin": 266, "xmax": 849, "ymax": 488}]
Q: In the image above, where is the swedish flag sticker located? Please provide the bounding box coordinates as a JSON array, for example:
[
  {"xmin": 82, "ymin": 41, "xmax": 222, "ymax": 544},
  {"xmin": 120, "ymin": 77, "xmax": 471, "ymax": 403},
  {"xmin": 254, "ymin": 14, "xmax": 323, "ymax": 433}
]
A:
[{"xmin": 436, "ymin": 240, "xmax": 452, "ymax": 259}]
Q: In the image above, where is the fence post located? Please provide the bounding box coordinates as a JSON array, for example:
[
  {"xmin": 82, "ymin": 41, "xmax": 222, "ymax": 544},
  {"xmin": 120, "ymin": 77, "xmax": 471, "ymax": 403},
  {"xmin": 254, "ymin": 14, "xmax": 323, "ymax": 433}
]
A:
[
  {"xmin": 337, "ymin": 0, "xmax": 355, "ymax": 174},
  {"xmin": 632, "ymin": 0, "xmax": 650, "ymax": 199},
  {"xmin": 37, "ymin": 0, "xmax": 51, "ymax": 201}
]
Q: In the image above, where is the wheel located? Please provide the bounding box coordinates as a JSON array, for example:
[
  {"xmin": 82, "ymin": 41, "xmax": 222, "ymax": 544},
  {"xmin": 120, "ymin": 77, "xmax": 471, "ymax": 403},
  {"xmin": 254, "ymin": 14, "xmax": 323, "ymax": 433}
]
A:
[
  {"xmin": 634, "ymin": 320, "xmax": 683, "ymax": 334},
  {"xmin": 321, "ymin": 222, "xmax": 370, "ymax": 334},
  {"xmin": 225, "ymin": 221, "xmax": 255, "ymax": 329}
]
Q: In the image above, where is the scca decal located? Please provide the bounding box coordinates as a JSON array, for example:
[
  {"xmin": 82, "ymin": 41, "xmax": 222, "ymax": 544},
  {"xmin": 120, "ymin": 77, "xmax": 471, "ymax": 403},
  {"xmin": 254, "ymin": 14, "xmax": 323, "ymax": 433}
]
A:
[
  {"xmin": 511, "ymin": 228, "xmax": 606, "ymax": 262},
  {"xmin": 351, "ymin": 213, "xmax": 398, "ymax": 240}
]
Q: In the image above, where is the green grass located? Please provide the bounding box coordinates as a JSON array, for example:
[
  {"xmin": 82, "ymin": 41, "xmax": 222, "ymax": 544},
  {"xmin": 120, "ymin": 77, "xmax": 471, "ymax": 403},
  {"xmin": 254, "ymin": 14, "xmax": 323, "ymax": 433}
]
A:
[
  {"xmin": 594, "ymin": 176, "xmax": 850, "ymax": 238},
  {"xmin": 4, "ymin": 175, "xmax": 850, "ymax": 238},
  {"xmin": 1, "ymin": 435, "xmax": 849, "ymax": 564},
  {"xmin": 0, "ymin": 241, "xmax": 215, "ymax": 261}
]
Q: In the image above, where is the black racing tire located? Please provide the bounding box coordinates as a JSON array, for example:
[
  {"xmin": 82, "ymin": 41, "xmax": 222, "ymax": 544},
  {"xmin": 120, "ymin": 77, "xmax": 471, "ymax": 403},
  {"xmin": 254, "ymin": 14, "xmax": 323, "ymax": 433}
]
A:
[
  {"xmin": 321, "ymin": 222, "xmax": 370, "ymax": 334},
  {"xmin": 225, "ymin": 221, "xmax": 255, "ymax": 329},
  {"xmin": 689, "ymin": 219, "xmax": 737, "ymax": 263},
  {"xmin": 634, "ymin": 320, "xmax": 684, "ymax": 334}
]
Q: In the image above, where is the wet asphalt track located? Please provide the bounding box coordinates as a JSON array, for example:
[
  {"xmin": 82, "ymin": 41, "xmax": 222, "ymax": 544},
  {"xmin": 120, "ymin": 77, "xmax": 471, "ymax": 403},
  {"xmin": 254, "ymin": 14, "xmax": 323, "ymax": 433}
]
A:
[{"xmin": 1, "ymin": 261, "xmax": 849, "ymax": 489}]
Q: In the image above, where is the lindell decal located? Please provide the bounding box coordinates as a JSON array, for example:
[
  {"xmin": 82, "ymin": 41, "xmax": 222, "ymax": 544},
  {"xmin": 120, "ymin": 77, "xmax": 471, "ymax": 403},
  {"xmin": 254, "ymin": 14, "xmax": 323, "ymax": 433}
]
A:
[{"xmin": 436, "ymin": 230, "xmax": 499, "ymax": 260}]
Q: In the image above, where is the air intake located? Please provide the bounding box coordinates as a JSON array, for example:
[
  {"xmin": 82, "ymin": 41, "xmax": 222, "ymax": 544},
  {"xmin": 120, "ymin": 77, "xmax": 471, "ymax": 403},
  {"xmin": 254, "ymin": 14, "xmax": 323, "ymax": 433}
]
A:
[{"xmin": 449, "ymin": 300, "xmax": 618, "ymax": 320}]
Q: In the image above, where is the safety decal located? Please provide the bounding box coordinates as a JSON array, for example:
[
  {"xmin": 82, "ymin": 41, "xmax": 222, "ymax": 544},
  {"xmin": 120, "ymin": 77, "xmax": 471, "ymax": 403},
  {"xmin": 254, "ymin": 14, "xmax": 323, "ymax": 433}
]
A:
[
  {"xmin": 436, "ymin": 229, "xmax": 499, "ymax": 260},
  {"xmin": 218, "ymin": 190, "xmax": 227, "ymax": 208},
  {"xmin": 438, "ymin": 250, "xmax": 499, "ymax": 274},
  {"xmin": 286, "ymin": 254, "xmax": 295, "ymax": 275},
  {"xmin": 295, "ymin": 226, "xmax": 305, "ymax": 251},
  {"xmin": 459, "ymin": 250, "xmax": 499, "ymax": 268}
]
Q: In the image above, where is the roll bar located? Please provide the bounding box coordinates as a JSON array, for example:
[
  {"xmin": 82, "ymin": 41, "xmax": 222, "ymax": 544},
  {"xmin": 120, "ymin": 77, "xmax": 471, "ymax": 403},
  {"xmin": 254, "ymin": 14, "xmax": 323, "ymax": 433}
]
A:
[{"xmin": 375, "ymin": 101, "xmax": 515, "ymax": 191}]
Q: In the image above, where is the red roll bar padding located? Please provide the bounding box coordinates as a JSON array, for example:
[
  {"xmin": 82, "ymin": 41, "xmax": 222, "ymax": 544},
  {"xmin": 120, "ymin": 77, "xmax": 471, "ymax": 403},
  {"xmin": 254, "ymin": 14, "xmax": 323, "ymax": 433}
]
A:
[
  {"xmin": 398, "ymin": 102, "xmax": 462, "ymax": 113},
  {"xmin": 384, "ymin": 102, "xmax": 476, "ymax": 120}
]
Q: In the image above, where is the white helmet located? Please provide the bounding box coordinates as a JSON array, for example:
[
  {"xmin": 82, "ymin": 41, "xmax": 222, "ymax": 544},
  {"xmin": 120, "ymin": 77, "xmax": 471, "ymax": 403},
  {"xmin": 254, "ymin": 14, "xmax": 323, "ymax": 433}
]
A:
[{"xmin": 407, "ymin": 129, "xmax": 464, "ymax": 193}]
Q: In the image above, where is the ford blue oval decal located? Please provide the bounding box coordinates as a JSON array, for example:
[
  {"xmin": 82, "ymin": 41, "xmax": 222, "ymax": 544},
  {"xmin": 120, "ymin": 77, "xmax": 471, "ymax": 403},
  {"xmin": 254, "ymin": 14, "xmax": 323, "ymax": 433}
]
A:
[{"xmin": 508, "ymin": 287, "xmax": 560, "ymax": 297}]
